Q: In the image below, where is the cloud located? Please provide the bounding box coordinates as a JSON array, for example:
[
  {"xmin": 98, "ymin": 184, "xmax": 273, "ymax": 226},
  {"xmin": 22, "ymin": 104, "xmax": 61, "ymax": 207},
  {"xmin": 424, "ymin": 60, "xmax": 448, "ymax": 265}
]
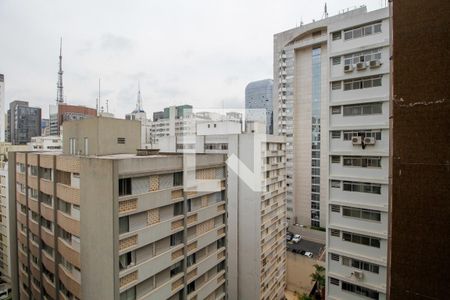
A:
[{"xmin": 100, "ymin": 33, "xmax": 133, "ymax": 53}]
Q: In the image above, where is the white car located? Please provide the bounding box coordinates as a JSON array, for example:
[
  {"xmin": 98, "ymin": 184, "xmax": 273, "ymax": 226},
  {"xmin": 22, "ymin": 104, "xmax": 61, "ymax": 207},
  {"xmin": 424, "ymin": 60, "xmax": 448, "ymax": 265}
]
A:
[
  {"xmin": 304, "ymin": 251, "xmax": 313, "ymax": 258},
  {"xmin": 292, "ymin": 234, "xmax": 302, "ymax": 243}
]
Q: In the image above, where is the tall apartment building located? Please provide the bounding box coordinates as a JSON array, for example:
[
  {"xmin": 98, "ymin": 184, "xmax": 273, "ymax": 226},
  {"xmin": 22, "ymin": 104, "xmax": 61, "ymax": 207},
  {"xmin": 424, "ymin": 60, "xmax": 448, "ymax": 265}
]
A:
[
  {"xmin": 0, "ymin": 162, "xmax": 12, "ymax": 287},
  {"xmin": 389, "ymin": 1, "xmax": 450, "ymax": 299},
  {"xmin": 274, "ymin": 5, "xmax": 390, "ymax": 299},
  {"xmin": 245, "ymin": 79, "xmax": 274, "ymax": 134},
  {"xmin": 6, "ymin": 101, "xmax": 41, "ymax": 145},
  {"xmin": 0, "ymin": 74, "xmax": 5, "ymax": 142},
  {"xmin": 158, "ymin": 121, "xmax": 287, "ymax": 300},
  {"xmin": 9, "ymin": 117, "xmax": 228, "ymax": 300}
]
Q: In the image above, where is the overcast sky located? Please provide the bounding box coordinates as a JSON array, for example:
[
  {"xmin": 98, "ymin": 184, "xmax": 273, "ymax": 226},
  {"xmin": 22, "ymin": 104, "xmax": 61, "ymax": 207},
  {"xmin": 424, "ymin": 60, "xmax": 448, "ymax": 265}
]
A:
[{"xmin": 0, "ymin": 0, "xmax": 382, "ymax": 118}]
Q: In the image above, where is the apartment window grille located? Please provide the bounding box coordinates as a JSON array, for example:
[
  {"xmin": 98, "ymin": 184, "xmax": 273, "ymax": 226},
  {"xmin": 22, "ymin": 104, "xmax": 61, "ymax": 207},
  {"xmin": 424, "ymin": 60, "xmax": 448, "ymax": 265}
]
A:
[
  {"xmin": 331, "ymin": 205, "xmax": 340, "ymax": 213},
  {"xmin": 342, "ymin": 206, "xmax": 381, "ymax": 221},
  {"xmin": 342, "ymin": 256, "xmax": 380, "ymax": 273},
  {"xmin": 330, "ymin": 253, "xmax": 340, "ymax": 261},
  {"xmin": 119, "ymin": 178, "xmax": 132, "ymax": 196},
  {"xmin": 331, "ymin": 156, "xmax": 341, "ymax": 164},
  {"xmin": 117, "ymin": 137, "xmax": 126, "ymax": 144},
  {"xmin": 343, "ymin": 102, "xmax": 382, "ymax": 116},
  {"xmin": 342, "ymin": 231, "xmax": 381, "ymax": 248},
  {"xmin": 311, "ymin": 185, "xmax": 320, "ymax": 193},
  {"xmin": 332, "ymin": 30, "xmax": 342, "ymax": 40},
  {"xmin": 343, "ymin": 181, "xmax": 381, "ymax": 194},
  {"xmin": 331, "ymin": 106, "xmax": 341, "ymax": 114},
  {"xmin": 311, "ymin": 202, "xmax": 320, "ymax": 210},
  {"xmin": 331, "ymin": 180, "xmax": 341, "ymax": 188},
  {"xmin": 312, "ymin": 176, "xmax": 320, "ymax": 184},
  {"xmin": 344, "ymin": 22, "xmax": 382, "ymax": 40},
  {"xmin": 312, "ymin": 168, "xmax": 320, "ymax": 176},
  {"xmin": 343, "ymin": 76, "xmax": 383, "ymax": 91},
  {"xmin": 331, "ymin": 229, "xmax": 340, "ymax": 237},
  {"xmin": 330, "ymin": 277, "xmax": 340, "ymax": 286},
  {"xmin": 332, "ymin": 57, "xmax": 341, "ymax": 65},
  {"xmin": 342, "ymin": 281, "xmax": 379, "ymax": 299},
  {"xmin": 344, "ymin": 48, "xmax": 382, "ymax": 65},
  {"xmin": 343, "ymin": 156, "xmax": 381, "ymax": 168},
  {"xmin": 331, "ymin": 131, "xmax": 341, "ymax": 139},
  {"xmin": 343, "ymin": 130, "xmax": 381, "ymax": 140},
  {"xmin": 311, "ymin": 193, "xmax": 320, "ymax": 201}
]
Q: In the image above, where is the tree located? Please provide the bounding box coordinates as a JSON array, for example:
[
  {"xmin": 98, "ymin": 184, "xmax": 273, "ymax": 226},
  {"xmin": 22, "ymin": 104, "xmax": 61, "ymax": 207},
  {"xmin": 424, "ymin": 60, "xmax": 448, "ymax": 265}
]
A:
[
  {"xmin": 298, "ymin": 293, "xmax": 313, "ymax": 300},
  {"xmin": 310, "ymin": 264, "xmax": 325, "ymax": 299}
]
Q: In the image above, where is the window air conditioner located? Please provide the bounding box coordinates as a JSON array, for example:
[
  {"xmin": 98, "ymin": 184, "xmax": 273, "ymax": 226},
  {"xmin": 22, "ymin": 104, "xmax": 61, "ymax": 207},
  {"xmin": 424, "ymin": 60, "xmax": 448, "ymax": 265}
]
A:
[
  {"xmin": 344, "ymin": 65, "xmax": 354, "ymax": 72},
  {"xmin": 353, "ymin": 270, "xmax": 364, "ymax": 280},
  {"xmin": 364, "ymin": 137, "xmax": 376, "ymax": 145},
  {"xmin": 370, "ymin": 60, "xmax": 381, "ymax": 68},
  {"xmin": 356, "ymin": 62, "xmax": 367, "ymax": 70},
  {"xmin": 352, "ymin": 136, "xmax": 362, "ymax": 145}
]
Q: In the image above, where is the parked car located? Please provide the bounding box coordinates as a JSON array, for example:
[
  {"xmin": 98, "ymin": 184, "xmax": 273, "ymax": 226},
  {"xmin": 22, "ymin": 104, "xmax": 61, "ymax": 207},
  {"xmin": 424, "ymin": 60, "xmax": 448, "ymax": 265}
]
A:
[
  {"xmin": 292, "ymin": 234, "xmax": 302, "ymax": 243},
  {"xmin": 286, "ymin": 233, "xmax": 293, "ymax": 241},
  {"xmin": 304, "ymin": 251, "xmax": 313, "ymax": 258}
]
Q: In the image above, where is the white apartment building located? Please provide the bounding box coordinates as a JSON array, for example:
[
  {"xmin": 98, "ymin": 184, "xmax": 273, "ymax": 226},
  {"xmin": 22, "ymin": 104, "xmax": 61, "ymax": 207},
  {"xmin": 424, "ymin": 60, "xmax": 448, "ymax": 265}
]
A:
[
  {"xmin": 28, "ymin": 135, "xmax": 62, "ymax": 152},
  {"xmin": 0, "ymin": 75, "xmax": 5, "ymax": 142},
  {"xmin": 158, "ymin": 122, "xmax": 287, "ymax": 300},
  {"xmin": 0, "ymin": 162, "xmax": 12, "ymax": 286},
  {"xmin": 274, "ymin": 6, "xmax": 389, "ymax": 300}
]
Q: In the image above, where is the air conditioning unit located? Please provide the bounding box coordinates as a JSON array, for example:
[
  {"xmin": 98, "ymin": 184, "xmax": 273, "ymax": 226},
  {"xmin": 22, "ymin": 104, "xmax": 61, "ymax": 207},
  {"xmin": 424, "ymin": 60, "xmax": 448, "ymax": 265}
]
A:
[
  {"xmin": 353, "ymin": 270, "xmax": 364, "ymax": 280},
  {"xmin": 344, "ymin": 65, "xmax": 354, "ymax": 73},
  {"xmin": 364, "ymin": 137, "xmax": 376, "ymax": 145},
  {"xmin": 370, "ymin": 60, "xmax": 381, "ymax": 68},
  {"xmin": 352, "ymin": 136, "xmax": 362, "ymax": 145},
  {"xmin": 356, "ymin": 62, "xmax": 367, "ymax": 70}
]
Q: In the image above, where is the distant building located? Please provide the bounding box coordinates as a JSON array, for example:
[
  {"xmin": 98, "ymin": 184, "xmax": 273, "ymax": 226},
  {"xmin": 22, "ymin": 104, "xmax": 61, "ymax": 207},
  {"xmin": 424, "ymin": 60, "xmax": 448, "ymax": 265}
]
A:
[
  {"xmin": 245, "ymin": 79, "xmax": 273, "ymax": 134},
  {"xmin": 6, "ymin": 101, "xmax": 41, "ymax": 145},
  {"xmin": 9, "ymin": 117, "xmax": 228, "ymax": 300},
  {"xmin": 49, "ymin": 103, "xmax": 97, "ymax": 136},
  {"xmin": 0, "ymin": 75, "xmax": 5, "ymax": 142},
  {"xmin": 125, "ymin": 85, "xmax": 150, "ymax": 146},
  {"xmin": 28, "ymin": 135, "xmax": 62, "ymax": 152}
]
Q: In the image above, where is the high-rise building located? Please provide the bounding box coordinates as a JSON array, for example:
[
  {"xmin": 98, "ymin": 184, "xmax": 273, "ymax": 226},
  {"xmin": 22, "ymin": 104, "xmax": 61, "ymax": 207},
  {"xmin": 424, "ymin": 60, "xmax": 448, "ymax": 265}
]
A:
[
  {"xmin": 274, "ymin": 5, "xmax": 390, "ymax": 300},
  {"xmin": 389, "ymin": 1, "xmax": 450, "ymax": 299},
  {"xmin": 158, "ymin": 121, "xmax": 287, "ymax": 299},
  {"xmin": 0, "ymin": 74, "xmax": 5, "ymax": 142},
  {"xmin": 0, "ymin": 162, "xmax": 12, "ymax": 289},
  {"xmin": 6, "ymin": 101, "xmax": 41, "ymax": 145},
  {"xmin": 245, "ymin": 79, "xmax": 274, "ymax": 134},
  {"xmin": 9, "ymin": 117, "xmax": 228, "ymax": 300},
  {"xmin": 49, "ymin": 103, "xmax": 97, "ymax": 136}
]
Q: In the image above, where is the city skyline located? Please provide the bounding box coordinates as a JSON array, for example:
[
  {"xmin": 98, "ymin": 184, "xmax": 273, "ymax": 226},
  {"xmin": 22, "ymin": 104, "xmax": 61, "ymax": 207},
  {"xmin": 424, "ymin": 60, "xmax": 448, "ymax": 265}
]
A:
[{"xmin": 0, "ymin": 0, "xmax": 381, "ymax": 118}]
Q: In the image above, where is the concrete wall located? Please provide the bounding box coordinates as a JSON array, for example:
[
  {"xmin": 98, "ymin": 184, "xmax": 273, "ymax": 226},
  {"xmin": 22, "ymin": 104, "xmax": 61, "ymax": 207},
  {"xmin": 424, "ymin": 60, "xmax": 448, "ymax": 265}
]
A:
[{"xmin": 80, "ymin": 158, "xmax": 117, "ymax": 300}]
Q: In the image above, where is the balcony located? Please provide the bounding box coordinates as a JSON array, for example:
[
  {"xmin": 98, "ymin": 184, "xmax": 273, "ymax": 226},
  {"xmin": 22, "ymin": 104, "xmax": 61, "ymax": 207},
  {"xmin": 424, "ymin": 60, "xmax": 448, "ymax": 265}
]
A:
[
  {"xmin": 42, "ymin": 273, "xmax": 56, "ymax": 299},
  {"xmin": 57, "ymin": 211, "xmax": 80, "ymax": 236},
  {"xmin": 187, "ymin": 201, "xmax": 225, "ymax": 228},
  {"xmin": 40, "ymin": 202, "xmax": 54, "ymax": 221},
  {"xmin": 42, "ymin": 250, "xmax": 56, "ymax": 273},
  {"xmin": 58, "ymin": 264, "xmax": 81, "ymax": 299},
  {"xmin": 187, "ymin": 224, "xmax": 226, "ymax": 249},
  {"xmin": 57, "ymin": 183, "xmax": 80, "ymax": 205},
  {"xmin": 140, "ymin": 273, "xmax": 184, "ymax": 300},
  {"xmin": 187, "ymin": 270, "xmax": 226, "ymax": 300},
  {"xmin": 187, "ymin": 247, "xmax": 226, "ymax": 283},
  {"xmin": 41, "ymin": 227, "xmax": 55, "ymax": 248},
  {"xmin": 40, "ymin": 178, "xmax": 54, "ymax": 195},
  {"xmin": 16, "ymin": 191, "xmax": 26, "ymax": 206}
]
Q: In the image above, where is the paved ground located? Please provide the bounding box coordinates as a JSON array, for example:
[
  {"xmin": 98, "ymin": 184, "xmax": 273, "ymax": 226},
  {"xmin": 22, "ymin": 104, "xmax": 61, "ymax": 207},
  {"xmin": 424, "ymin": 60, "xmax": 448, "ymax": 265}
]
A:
[
  {"xmin": 288, "ymin": 225, "xmax": 326, "ymax": 244},
  {"xmin": 286, "ymin": 238, "xmax": 325, "ymax": 259}
]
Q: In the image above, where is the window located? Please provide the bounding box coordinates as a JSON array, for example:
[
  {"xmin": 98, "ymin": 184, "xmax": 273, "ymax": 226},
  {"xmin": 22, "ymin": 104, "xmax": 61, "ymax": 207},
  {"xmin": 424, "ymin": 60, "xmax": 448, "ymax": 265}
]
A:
[
  {"xmin": 331, "ymin": 81, "xmax": 341, "ymax": 90},
  {"xmin": 332, "ymin": 57, "xmax": 341, "ymax": 65},
  {"xmin": 187, "ymin": 281, "xmax": 196, "ymax": 294},
  {"xmin": 331, "ymin": 229, "xmax": 340, "ymax": 237},
  {"xmin": 342, "ymin": 281, "xmax": 379, "ymax": 299},
  {"xmin": 343, "ymin": 130, "xmax": 381, "ymax": 141},
  {"xmin": 120, "ymin": 287, "xmax": 136, "ymax": 300},
  {"xmin": 69, "ymin": 138, "xmax": 76, "ymax": 155},
  {"xmin": 330, "ymin": 277, "xmax": 340, "ymax": 285},
  {"xmin": 342, "ymin": 256, "xmax": 380, "ymax": 273},
  {"xmin": 343, "ymin": 181, "xmax": 381, "ymax": 194},
  {"xmin": 344, "ymin": 22, "xmax": 382, "ymax": 41},
  {"xmin": 173, "ymin": 202, "xmax": 183, "ymax": 216},
  {"xmin": 331, "ymin": 155, "xmax": 341, "ymax": 164},
  {"xmin": 331, "ymin": 205, "xmax": 340, "ymax": 213},
  {"xmin": 330, "ymin": 253, "xmax": 340, "ymax": 261},
  {"xmin": 173, "ymin": 172, "xmax": 183, "ymax": 186},
  {"xmin": 343, "ymin": 102, "xmax": 382, "ymax": 116},
  {"xmin": 170, "ymin": 261, "xmax": 182, "ymax": 277},
  {"xmin": 331, "ymin": 131, "xmax": 341, "ymax": 140},
  {"xmin": 119, "ymin": 251, "xmax": 135, "ymax": 270},
  {"xmin": 343, "ymin": 156, "xmax": 381, "ymax": 168},
  {"xmin": 342, "ymin": 206, "xmax": 381, "ymax": 221},
  {"xmin": 117, "ymin": 137, "xmax": 126, "ymax": 144},
  {"xmin": 342, "ymin": 231, "xmax": 380, "ymax": 248},
  {"xmin": 187, "ymin": 253, "xmax": 196, "ymax": 267},
  {"xmin": 119, "ymin": 178, "xmax": 132, "ymax": 196},
  {"xmin": 332, "ymin": 31, "xmax": 342, "ymax": 40},
  {"xmin": 30, "ymin": 165, "xmax": 38, "ymax": 176},
  {"xmin": 331, "ymin": 180, "xmax": 341, "ymax": 188},
  {"xmin": 59, "ymin": 228, "xmax": 72, "ymax": 243},
  {"xmin": 343, "ymin": 76, "xmax": 383, "ymax": 91},
  {"xmin": 58, "ymin": 199, "xmax": 71, "ymax": 214},
  {"xmin": 119, "ymin": 216, "xmax": 129, "ymax": 234},
  {"xmin": 170, "ymin": 232, "xmax": 183, "ymax": 246},
  {"xmin": 331, "ymin": 106, "xmax": 341, "ymax": 114}
]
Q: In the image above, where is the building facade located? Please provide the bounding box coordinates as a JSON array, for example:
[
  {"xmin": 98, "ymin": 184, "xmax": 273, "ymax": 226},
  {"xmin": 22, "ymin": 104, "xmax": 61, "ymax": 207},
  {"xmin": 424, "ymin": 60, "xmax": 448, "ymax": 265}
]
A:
[
  {"xmin": 9, "ymin": 118, "xmax": 228, "ymax": 300},
  {"xmin": 49, "ymin": 104, "xmax": 97, "ymax": 136},
  {"xmin": 0, "ymin": 75, "xmax": 5, "ymax": 142},
  {"xmin": 245, "ymin": 79, "xmax": 274, "ymax": 134},
  {"xmin": 0, "ymin": 162, "xmax": 12, "ymax": 287},
  {"xmin": 6, "ymin": 101, "xmax": 41, "ymax": 145},
  {"xmin": 389, "ymin": 1, "xmax": 450, "ymax": 299}
]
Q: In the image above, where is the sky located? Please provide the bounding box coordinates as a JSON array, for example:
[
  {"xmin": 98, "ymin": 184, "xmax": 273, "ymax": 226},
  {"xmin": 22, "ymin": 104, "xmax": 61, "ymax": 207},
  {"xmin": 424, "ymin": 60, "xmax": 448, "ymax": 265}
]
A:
[{"xmin": 0, "ymin": 0, "xmax": 383, "ymax": 118}]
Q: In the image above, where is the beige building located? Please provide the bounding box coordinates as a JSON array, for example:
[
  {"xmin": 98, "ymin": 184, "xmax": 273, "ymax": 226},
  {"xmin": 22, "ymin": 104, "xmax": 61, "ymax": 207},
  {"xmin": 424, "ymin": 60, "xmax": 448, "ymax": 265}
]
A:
[{"xmin": 9, "ymin": 117, "xmax": 228, "ymax": 300}]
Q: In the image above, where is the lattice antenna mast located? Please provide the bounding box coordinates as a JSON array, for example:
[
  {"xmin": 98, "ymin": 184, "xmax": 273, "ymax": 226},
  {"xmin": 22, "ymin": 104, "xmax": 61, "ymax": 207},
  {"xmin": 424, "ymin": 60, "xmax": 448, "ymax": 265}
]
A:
[
  {"xmin": 136, "ymin": 81, "xmax": 143, "ymax": 111},
  {"xmin": 56, "ymin": 37, "xmax": 64, "ymax": 104}
]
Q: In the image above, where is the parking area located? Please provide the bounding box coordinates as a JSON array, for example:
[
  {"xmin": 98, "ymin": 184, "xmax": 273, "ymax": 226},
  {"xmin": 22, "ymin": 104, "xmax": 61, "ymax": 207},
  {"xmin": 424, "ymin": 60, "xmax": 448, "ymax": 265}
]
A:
[{"xmin": 286, "ymin": 235, "xmax": 324, "ymax": 260}]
